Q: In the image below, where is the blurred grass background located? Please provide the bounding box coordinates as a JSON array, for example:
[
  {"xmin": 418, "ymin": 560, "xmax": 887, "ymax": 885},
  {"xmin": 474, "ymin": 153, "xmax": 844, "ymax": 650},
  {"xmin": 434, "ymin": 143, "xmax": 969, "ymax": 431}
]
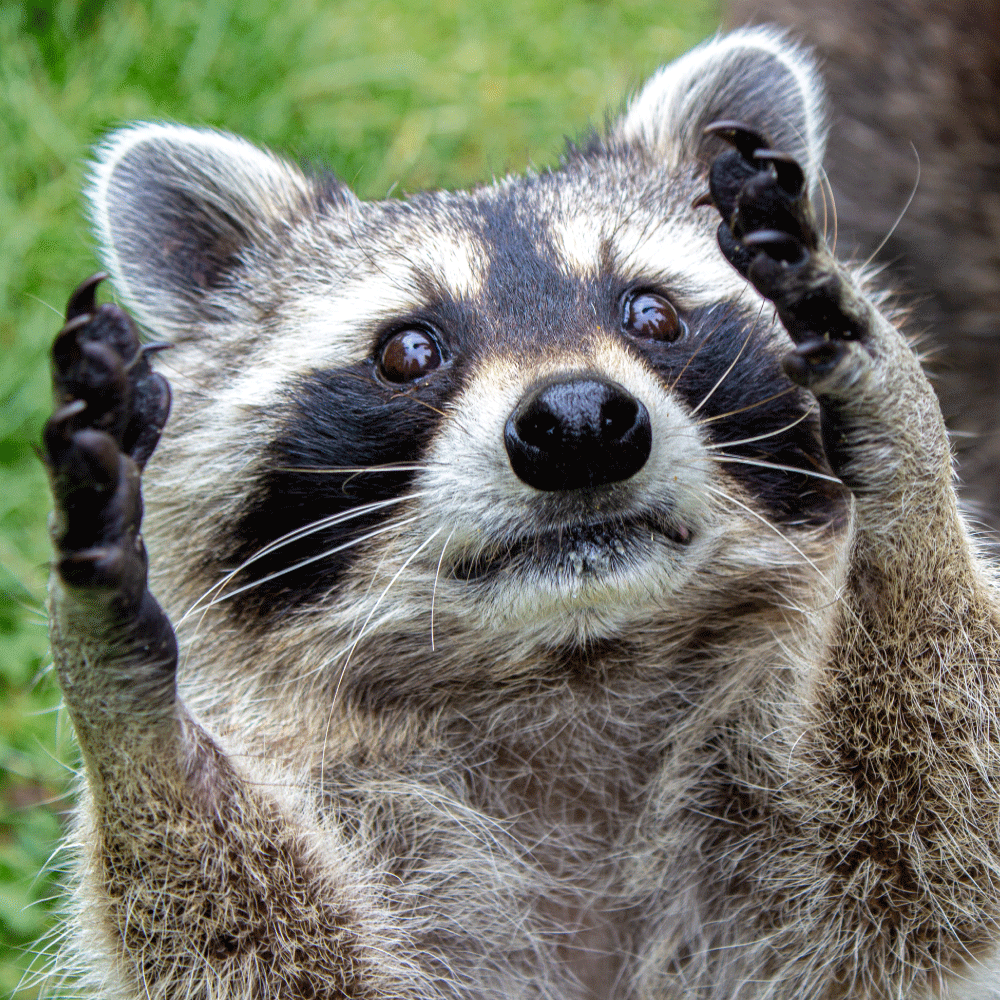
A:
[{"xmin": 1, "ymin": 0, "xmax": 718, "ymax": 993}]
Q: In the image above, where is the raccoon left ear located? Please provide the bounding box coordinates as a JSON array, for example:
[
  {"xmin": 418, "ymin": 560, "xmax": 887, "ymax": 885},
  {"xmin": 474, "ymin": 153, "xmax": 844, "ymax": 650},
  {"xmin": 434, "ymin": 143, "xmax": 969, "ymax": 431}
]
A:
[
  {"xmin": 88, "ymin": 123, "xmax": 348, "ymax": 341},
  {"xmin": 612, "ymin": 27, "xmax": 826, "ymax": 191}
]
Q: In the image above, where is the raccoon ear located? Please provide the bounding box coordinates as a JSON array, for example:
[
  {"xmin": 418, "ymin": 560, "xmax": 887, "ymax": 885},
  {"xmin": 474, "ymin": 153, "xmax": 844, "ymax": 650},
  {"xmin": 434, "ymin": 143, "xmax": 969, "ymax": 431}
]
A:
[
  {"xmin": 613, "ymin": 27, "xmax": 826, "ymax": 190},
  {"xmin": 88, "ymin": 123, "xmax": 341, "ymax": 339}
]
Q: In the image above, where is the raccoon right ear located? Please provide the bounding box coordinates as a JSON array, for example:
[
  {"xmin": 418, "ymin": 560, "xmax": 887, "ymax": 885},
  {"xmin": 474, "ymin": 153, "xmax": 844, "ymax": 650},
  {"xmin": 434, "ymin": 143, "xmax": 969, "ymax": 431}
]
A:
[
  {"xmin": 88, "ymin": 123, "xmax": 347, "ymax": 340},
  {"xmin": 612, "ymin": 27, "xmax": 827, "ymax": 191}
]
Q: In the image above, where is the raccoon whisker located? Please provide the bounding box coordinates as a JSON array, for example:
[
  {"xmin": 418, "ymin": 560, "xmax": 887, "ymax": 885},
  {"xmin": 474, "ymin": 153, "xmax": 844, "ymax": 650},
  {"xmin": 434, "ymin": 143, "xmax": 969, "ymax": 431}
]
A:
[
  {"xmin": 332, "ymin": 527, "xmax": 446, "ymax": 705},
  {"xmin": 431, "ymin": 526, "xmax": 458, "ymax": 652},
  {"xmin": 708, "ymin": 454, "xmax": 842, "ymax": 484},
  {"xmin": 689, "ymin": 323, "xmax": 758, "ymax": 416},
  {"xmin": 701, "ymin": 484, "xmax": 833, "ymax": 583},
  {"xmin": 271, "ymin": 464, "xmax": 429, "ymax": 474},
  {"xmin": 699, "ymin": 487, "xmax": 876, "ymax": 653},
  {"xmin": 667, "ymin": 296, "xmax": 759, "ymax": 394},
  {"xmin": 179, "ymin": 494, "xmax": 428, "ymax": 622},
  {"xmin": 189, "ymin": 511, "xmax": 427, "ymax": 614},
  {"xmin": 695, "ymin": 386, "xmax": 799, "ymax": 424},
  {"xmin": 704, "ymin": 409, "xmax": 815, "ymax": 450},
  {"xmin": 864, "ymin": 142, "xmax": 920, "ymax": 270},
  {"xmin": 391, "ymin": 395, "xmax": 449, "ymax": 419},
  {"xmin": 816, "ymin": 161, "xmax": 830, "ymax": 249},
  {"xmin": 824, "ymin": 165, "xmax": 839, "ymax": 257},
  {"xmin": 272, "ymin": 463, "xmax": 430, "ymax": 496}
]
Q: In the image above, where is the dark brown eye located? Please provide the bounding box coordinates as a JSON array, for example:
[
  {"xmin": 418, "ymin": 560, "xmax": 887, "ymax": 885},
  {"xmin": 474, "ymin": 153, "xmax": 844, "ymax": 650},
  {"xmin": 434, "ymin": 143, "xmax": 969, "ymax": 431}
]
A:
[
  {"xmin": 378, "ymin": 328, "xmax": 443, "ymax": 383},
  {"xmin": 622, "ymin": 291, "xmax": 684, "ymax": 342}
]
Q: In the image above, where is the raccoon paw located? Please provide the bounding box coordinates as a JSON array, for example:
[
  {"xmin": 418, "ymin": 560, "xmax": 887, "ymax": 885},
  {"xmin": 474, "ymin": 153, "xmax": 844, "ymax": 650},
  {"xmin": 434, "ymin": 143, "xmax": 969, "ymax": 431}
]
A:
[
  {"xmin": 43, "ymin": 274, "xmax": 171, "ymax": 596},
  {"xmin": 702, "ymin": 121, "xmax": 867, "ymax": 347},
  {"xmin": 700, "ymin": 124, "xmax": 949, "ymax": 495}
]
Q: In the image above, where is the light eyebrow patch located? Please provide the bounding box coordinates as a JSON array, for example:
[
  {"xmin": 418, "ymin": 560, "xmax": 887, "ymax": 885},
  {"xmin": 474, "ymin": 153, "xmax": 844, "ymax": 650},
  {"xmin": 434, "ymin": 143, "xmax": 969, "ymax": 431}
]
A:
[
  {"xmin": 609, "ymin": 214, "xmax": 748, "ymax": 310},
  {"xmin": 547, "ymin": 213, "xmax": 603, "ymax": 277}
]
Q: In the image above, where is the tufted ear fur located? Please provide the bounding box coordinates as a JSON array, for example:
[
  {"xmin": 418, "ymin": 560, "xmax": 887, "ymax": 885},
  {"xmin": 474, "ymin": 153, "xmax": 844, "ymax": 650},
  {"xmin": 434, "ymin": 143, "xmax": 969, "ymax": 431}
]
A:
[
  {"xmin": 612, "ymin": 27, "xmax": 827, "ymax": 192},
  {"xmin": 88, "ymin": 124, "xmax": 351, "ymax": 341}
]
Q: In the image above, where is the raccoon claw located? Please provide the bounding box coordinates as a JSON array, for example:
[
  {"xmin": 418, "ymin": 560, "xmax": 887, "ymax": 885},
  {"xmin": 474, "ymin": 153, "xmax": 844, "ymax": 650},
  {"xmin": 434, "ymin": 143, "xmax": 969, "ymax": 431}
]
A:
[
  {"xmin": 750, "ymin": 150, "xmax": 805, "ymax": 197},
  {"xmin": 780, "ymin": 339, "xmax": 850, "ymax": 387},
  {"xmin": 742, "ymin": 230, "xmax": 809, "ymax": 266},
  {"xmin": 65, "ymin": 271, "xmax": 108, "ymax": 322}
]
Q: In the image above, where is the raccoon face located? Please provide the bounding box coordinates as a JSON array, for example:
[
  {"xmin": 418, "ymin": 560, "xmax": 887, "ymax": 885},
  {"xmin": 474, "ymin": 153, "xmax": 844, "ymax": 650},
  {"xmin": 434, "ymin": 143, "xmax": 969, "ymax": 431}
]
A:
[{"xmin": 88, "ymin": 29, "xmax": 843, "ymax": 665}]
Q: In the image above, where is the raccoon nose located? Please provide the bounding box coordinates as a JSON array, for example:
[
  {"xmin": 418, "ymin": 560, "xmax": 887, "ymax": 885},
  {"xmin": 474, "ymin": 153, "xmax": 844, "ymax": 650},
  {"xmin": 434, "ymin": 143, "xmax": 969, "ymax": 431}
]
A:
[{"xmin": 505, "ymin": 376, "xmax": 652, "ymax": 491}]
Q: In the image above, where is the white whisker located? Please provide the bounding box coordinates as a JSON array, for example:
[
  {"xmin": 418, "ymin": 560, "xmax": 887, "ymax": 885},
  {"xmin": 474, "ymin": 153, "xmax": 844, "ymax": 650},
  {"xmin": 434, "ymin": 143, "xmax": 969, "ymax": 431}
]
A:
[
  {"xmin": 431, "ymin": 527, "xmax": 458, "ymax": 652},
  {"xmin": 180, "ymin": 493, "xmax": 427, "ymax": 622},
  {"xmin": 272, "ymin": 464, "xmax": 428, "ymax": 475},
  {"xmin": 705, "ymin": 409, "xmax": 815, "ymax": 450},
  {"xmin": 198, "ymin": 513, "xmax": 426, "ymax": 611},
  {"xmin": 709, "ymin": 454, "xmax": 841, "ymax": 484},
  {"xmin": 689, "ymin": 305, "xmax": 763, "ymax": 416},
  {"xmin": 701, "ymin": 485, "xmax": 846, "ymax": 611},
  {"xmin": 864, "ymin": 142, "xmax": 920, "ymax": 269},
  {"xmin": 696, "ymin": 386, "xmax": 798, "ymax": 425},
  {"xmin": 332, "ymin": 527, "xmax": 445, "ymax": 707}
]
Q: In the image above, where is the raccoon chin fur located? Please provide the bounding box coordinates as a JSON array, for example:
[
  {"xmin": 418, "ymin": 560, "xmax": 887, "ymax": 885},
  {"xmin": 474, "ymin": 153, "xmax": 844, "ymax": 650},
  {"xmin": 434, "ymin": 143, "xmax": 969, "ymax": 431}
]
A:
[{"xmin": 39, "ymin": 25, "xmax": 1000, "ymax": 1000}]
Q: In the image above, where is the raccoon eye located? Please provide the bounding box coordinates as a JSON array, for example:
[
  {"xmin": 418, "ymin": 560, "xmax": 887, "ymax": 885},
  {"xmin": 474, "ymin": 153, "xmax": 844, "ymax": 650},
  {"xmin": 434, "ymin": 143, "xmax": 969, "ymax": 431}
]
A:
[
  {"xmin": 378, "ymin": 328, "xmax": 443, "ymax": 383},
  {"xmin": 621, "ymin": 291, "xmax": 685, "ymax": 343}
]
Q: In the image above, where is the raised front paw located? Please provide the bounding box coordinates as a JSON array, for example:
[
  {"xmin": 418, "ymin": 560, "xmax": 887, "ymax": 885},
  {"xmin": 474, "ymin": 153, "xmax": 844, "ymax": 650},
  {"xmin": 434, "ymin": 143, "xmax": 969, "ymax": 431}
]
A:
[
  {"xmin": 43, "ymin": 275, "xmax": 171, "ymax": 594},
  {"xmin": 700, "ymin": 123, "xmax": 951, "ymax": 499},
  {"xmin": 703, "ymin": 121, "xmax": 866, "ymax": 351}
]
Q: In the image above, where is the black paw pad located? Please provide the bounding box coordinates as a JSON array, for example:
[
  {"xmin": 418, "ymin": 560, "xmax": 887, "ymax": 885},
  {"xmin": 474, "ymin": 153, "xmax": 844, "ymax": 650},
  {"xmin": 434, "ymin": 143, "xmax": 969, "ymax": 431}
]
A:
[{"xmin": 781, "ymin": 339, "xmax": 848, "ymax": 387}]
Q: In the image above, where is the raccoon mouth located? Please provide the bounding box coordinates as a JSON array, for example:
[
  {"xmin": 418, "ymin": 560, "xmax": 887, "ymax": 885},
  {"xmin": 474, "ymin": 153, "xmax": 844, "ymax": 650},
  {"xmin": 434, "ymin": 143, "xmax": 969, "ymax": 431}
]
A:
[{"xmin": 452, "ymin": 514, "xmax": 692, "ymax": 582}]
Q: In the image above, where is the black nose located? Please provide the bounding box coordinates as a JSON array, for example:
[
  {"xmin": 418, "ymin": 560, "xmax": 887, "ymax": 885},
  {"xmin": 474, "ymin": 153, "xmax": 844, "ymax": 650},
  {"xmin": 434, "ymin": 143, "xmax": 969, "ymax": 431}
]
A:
[{"xmin": 504, "ymin": 376, "xmax": 652, "ymax": 491}]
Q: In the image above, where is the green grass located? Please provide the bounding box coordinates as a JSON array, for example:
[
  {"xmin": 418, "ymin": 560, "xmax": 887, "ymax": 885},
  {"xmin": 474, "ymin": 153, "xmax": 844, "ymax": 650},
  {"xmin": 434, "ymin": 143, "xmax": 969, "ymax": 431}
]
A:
[{"xmin": 0, "ymin": 0, "xmax": 718, "ymax": 993}]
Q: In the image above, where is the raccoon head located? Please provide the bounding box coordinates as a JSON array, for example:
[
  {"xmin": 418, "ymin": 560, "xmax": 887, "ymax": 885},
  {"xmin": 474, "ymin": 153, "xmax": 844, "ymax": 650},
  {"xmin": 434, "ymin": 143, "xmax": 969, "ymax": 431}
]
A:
[{"xmin": 87, "ymin": 28, "xmax": 845, "ymax": 699}]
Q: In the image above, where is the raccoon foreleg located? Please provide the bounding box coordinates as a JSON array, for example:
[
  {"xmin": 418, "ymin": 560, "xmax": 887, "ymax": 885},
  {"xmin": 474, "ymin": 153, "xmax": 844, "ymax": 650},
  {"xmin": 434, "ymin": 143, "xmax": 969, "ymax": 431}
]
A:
[
  {"xmin": 45, "ymin": 273, "xmax": 176, "ymax": 754},
  {"xmin": 44, "ymin": 278, "xmax": 396, "ymax": 999}
]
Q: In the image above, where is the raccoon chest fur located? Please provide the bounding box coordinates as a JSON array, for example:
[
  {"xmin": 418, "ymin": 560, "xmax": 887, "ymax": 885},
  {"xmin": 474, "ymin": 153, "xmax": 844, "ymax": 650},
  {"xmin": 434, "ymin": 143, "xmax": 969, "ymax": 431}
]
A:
[
  {"xmin": 42, "ymin": 24, "xmax": 1000, "ymax": 1000},
  {"xmin": 310, "ymin": 664, "xmax": 733, "ymax": 1000}
]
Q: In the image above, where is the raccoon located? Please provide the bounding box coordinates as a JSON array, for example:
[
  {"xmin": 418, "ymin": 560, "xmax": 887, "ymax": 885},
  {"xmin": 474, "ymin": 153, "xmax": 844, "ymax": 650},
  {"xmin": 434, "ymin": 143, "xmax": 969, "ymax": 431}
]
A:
[{"xmin": 41, "ymin": 27, "xmax": 1000, "ymax": 1000}]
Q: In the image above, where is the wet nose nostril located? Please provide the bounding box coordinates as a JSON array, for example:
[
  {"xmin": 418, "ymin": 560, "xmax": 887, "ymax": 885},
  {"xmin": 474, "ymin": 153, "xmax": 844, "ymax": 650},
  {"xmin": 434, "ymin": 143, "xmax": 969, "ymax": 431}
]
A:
[
  {"xmin": 520, "ymin": 410, "xmax": 560, "ymax": 448},
  {"xmin": 601, "ymin": 395, "xmax": 639, "ymax": 438},
  {"xmin": 505, "ymin": 376, "xmax": 652, "ymax": 491}
]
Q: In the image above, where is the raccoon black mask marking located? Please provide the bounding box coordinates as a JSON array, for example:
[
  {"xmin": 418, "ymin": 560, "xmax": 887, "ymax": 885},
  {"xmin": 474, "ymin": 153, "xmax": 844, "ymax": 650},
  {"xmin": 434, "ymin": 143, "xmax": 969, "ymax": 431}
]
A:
[
  {"xmin": 160, "ymin": 160, "xmax": 838, "ymax": 625},
  {"xmin": 42, "ymin": 26, "xmax": 1000, "ymax": 1000}
]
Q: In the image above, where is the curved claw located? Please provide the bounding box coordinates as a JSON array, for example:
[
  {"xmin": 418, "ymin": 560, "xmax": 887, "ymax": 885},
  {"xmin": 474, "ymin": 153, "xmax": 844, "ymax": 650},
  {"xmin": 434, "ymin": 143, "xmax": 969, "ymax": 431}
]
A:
[
  {"xmin": 743, "ymin": 229, "xmax": 809, "ymax": 266},
  {"xmin": 704, "ymin": 120, "xmax": 772, "ymax": 162},
  {"xmin": 752, "ymin": 150, "xmax": 806, "ymax": 197},
  {"xmin": 65, "ymin": 273, "xmax": 108, "ymax": 323}
]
